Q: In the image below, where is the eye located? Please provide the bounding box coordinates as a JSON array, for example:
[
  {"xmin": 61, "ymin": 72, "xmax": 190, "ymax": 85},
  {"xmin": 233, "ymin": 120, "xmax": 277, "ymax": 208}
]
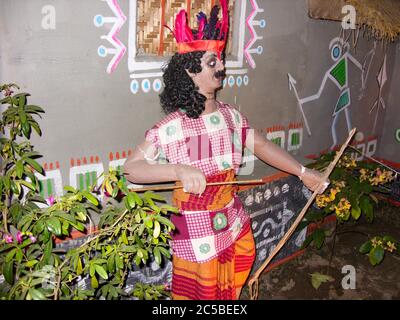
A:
[{"xmin": 207, "ymin": 59, "xmax": 217, "ymax": 68}]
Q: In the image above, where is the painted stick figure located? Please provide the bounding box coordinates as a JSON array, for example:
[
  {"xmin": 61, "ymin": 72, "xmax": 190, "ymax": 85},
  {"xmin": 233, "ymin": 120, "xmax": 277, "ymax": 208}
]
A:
[
  {"xmin": 288, "ymin": 37, "xmax": 364, "ymax": 149},
  {"xmin": 369, "ymin": 54, "xmax": 387, "ymax": 133}
]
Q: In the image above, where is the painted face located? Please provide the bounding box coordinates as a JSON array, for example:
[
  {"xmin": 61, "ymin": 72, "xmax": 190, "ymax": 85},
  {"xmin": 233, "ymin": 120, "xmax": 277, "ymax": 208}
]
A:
[{"xmin": 189, "ymin": 51, "xmax": 226, "ymax": 95}]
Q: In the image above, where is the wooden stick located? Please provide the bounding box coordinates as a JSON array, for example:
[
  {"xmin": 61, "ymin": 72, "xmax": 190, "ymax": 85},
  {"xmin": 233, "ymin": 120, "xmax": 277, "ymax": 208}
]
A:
[
  {"xmin": 128, "ymin": 179, "xmax": 264, "ymax": 193},
  {"xmin": 247, "ymin": 128, "xmax": 357, "ymax": 300}
]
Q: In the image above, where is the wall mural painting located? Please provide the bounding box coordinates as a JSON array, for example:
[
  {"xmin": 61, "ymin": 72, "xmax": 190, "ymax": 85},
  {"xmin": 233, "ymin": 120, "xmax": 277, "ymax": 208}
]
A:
[
  {"xmin": 370, "ymin": 54, "xmax": 388, "ymax": 133},
  {"xmin": 288, "ymin": 36, "xmax": 370, "ymax": 150},
  {"xmin": 30, "ymin": 151, "xmax": 143, "ymax": 209},
  {"xmin": 396, "ymin": 129, "xmax": 400, "ymax": 144},
  {"xmin": 94, "ymin": 0, "xmax": 127, "ymax": 74},
  {"xmin": 265, "ymin": 123, "xmax": 303, "ymax": 152},
  {"xmin": 305, "ymin": 134, "xmax": 379, "ymax": 163},
  {"xmin": 93, "ymin": 0, "xmax": 265, "ymax": 94}
]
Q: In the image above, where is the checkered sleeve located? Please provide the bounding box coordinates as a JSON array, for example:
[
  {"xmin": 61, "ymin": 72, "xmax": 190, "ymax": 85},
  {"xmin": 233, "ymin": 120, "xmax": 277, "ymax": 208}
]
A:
[{"xmin": 144, "ymin": 125, "xmax": 161, "ymax": 150}]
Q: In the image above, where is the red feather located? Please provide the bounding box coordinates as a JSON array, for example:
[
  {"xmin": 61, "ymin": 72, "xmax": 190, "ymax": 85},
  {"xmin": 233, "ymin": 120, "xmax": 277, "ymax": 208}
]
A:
[
  {"xmin": 174, "ymin": 9, "xmax": 193, "ymax": 43},
  {"xmin": 219, "ymin": 0, "xmax": 229, "ymax": 40}
]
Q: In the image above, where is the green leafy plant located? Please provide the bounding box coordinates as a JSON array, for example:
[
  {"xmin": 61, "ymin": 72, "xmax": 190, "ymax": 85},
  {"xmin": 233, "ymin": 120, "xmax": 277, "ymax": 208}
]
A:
[
  {"xmin": 299, "ymin": 150, "xmax": 398, "ymax": 266},
  {"xmin": 0, "ymin": 83, "xmax": 177, "ymax": 300},
  {"xmin": 359, "ymin": 235, "xmax": 399, "ymax": 266}
]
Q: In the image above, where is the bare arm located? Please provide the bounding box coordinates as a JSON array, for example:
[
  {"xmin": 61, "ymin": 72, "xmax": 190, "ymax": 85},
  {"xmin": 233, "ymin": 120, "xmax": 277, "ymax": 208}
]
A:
[
  {"xmin": 246, "ymin": 129, "xmax": 328, "ymax": 193},
  {"xmin": 123, "ymin": 140, "xmax": 207, "ymax": 194},
  {"xmin": 123, "ymin": 140, "xmax": 178, "ymax": 183}
]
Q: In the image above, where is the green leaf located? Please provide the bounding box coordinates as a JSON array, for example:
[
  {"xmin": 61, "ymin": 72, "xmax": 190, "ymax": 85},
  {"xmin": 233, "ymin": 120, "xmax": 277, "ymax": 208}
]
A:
[
  {"xmin": 22, "ymin": 121, "xmax": 30, "ymax": 138},
  {"xmin": 91, "ymin": 276, "xmax": 99, "ymax": 289},
  {"xmin": 6, "ymin": 248, "xmax": 17, "ymax": 262},
  {"xmin": 46, "ymin": 217, "xmax": 62, "ymax": 236},
  {"xmin": 25, "ymin": 157, "xmax": 43, "ymax": 175},
  {"xmin": 115, "ymin": 254, "xmax": 123, "ymax": 270},
  {"xmin": 127, "ymin": 193, "xmax": 136, "ymax": 209},
  {"xmin": 81, "ymin": 190, "xmax": 99, "ymax": 206},
  {"xmin": 121, "ymin": 230, "xmax": 128, "ymax": 245},
  {"xmin": 107, "ymin": 254, "xmax": 115, "ymax": 273},
  {"xmin": 16, "ymin": 160, "xmax": 24, "ymax": 178},
  {"xmin": 160, "ymin": 204, "xmax": 179, "ymax": 214},
  {"xmin": 310, "ymin": 273, "xmax": 334, "ymax": 290},
  {"xmin": 123, "ymin": 196, "xmax": 132, "ymax": 211},
  {"xmin": 54, "ymin": 211, "xmax": 76, "ymax": 224},
  {"xmin": 158, "ymin": 246, "xmax": 171, "ymax": 259},
  {"xmin": 30, "ymin": 121, "xmax": 42, "ymax": 136},
  {"xmin": 28, "ymin": 288, "xmax": 47, "ymax": 300},
  {"xmin": 19, "ymin": 180, "xmax": 36, "ymax": 191},
  {"xmin": 144, "ymin": 217, "xmax": 153, "ymax": 228},
  {"xmin": 76, "ymin": 257, "xmax": 83, "ymax": 275},
  {"xmin": 25, "ymin": 259, "xmax": 39, "ymax": 268},
  {"xmin": 64, "ymin": 185, "xmax": 77, "ymax": 193},
  {"xmin": 154, "ymin": 216, "xmax": 175, "ymax": 230},
  {"xmin": 111, "ymin": 186, "xmax": 119, "ymax": 198},
  {"xmin": 369, "ymin": 247, "xmax": 384, "ymax": 266},
  {"xmin": 144, "ymin": 191, "xmax": 165, "ymax": 201},
  {"xmin": 89, "ymin": 263, "xmax": 95, "ymax": 277},
  {"xmin": 351, "ymin": 205, "xmax": 361, "ymax": 220},
  {"xmin": 94, "ymin": 265, "xmax": 108, "ymax": 280},
  {"xmin": 359, "ymin": 240, "xmax": 372, "ymax": 254},
  {"xmin": 3, "ymin": 261, "xmax": 14, "ymax": 284},
  {"xmin": 383, "ymin": 235, "xmax": 396, "ymax": 243},
  {"xmin": 153, "ymin": 220, "xmax": 161, "ymax": 238},
  {"xmin": 25, "ymin": 104, "xmax": 44, "ymax": 113},
  {"xmin": 132, "ymin": 192, "xmax": 143, "ymax": 206},
  {"xmin": 301, "ymin": 234, "xmax": 314, "ymax": 249},
  {"xmin": 360, "ymin": 196, "xmax": 374, "ymax": 223},
  {"xmin": 70, "ymin": 221, "xmax": 85, "ymax": 232},
  {"xmin": 154, "ymin": 247, "xmax": 161, "ymax": 265},
  {"xmin": 313, "ymin": 229, "xmax": 326, "ymax": 249},
  {"xmin": 43, "ymin": 238, "xmax": 53, "ymax": 264}
]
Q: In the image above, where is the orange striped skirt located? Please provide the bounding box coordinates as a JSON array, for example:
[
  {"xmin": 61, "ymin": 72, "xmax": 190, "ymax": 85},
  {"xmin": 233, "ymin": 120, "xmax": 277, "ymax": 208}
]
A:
[{"xmin": 171, "ymin": 222, "xmax": 255, "ymax": 300}]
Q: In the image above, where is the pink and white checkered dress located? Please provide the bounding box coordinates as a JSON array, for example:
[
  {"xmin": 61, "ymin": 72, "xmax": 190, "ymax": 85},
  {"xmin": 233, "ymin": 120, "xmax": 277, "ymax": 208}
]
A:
[
  {"xmin": 145, "ymin": 101, "xmax": 252, "ymax": 262},
  {"xmin": 145, "ymin": 101, "xmax": 250, "ymax": 176}
]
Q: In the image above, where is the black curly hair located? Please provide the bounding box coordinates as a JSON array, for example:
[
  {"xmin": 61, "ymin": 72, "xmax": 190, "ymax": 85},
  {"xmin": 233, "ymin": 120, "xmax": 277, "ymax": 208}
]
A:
[{"xmin": 159, "ymin": 51, "xmax": 207, "ymax": 119}]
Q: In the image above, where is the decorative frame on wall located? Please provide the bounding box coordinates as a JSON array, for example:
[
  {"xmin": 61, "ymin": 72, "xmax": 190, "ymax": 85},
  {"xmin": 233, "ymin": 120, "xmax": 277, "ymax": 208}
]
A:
[{"xmin": 94, "ymin": 0, "xmax": 266, "ymax": 94}]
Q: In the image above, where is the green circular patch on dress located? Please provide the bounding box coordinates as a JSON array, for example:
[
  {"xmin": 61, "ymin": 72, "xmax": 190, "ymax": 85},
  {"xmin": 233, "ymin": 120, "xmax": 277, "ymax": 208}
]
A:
[
  {"xmin": 210, "ymin": 115, "xmax": 220, "ymax": 125},
  {"xmin": 199, "ymin": 243, "xmax": 211, "ymax": 254},
  {"xmin": 222, "ymin": 161, "xmax": 230, "ymax": 169},
  {"xmin": 213, "ymin": 213, "xmax": 228, "ymax": 231},
  {"xmin": 166, "ymin": 125, "xmax": 176, "ymax": 136}
]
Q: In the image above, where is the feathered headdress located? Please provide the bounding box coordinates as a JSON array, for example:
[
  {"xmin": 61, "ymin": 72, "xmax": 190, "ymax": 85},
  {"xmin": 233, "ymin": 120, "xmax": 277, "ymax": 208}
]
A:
[{"xmin": 170, "ymin": 0, "xmax": 229, "ymax": 58}]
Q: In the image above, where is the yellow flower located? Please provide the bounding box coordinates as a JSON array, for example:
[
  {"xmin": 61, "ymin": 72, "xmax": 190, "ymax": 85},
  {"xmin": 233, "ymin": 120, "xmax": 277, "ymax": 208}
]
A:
[
  {"xmin": 385, "ymin": 241, "xmax": 397, "ymax": 253},
  {"xmin": 334, "ymin": 180, "xmax": 346, "ymax": 188},
  {"xmin": 329, "ymin": 188, "xmax": 339, "ymax": 201},
  {"xmin": 333, "ymin": 198, "xmax": 351, "ymax": 219}
]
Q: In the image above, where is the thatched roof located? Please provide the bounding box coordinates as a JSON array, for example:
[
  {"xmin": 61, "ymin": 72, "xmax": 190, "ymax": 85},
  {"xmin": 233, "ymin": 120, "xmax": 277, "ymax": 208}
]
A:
[{"xmin": 308, "ymin": 0, "xmax": 400, "ymax": 42}]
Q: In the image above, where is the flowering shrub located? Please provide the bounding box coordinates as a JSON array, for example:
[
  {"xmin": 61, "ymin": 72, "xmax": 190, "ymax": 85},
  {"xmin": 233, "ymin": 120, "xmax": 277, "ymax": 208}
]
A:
[
  {"xmin": 299, "ymin": 150, "xmax": 398, "ymax": 266},
  {"xmin": 0, "ymin": 83, "xmax": 177, "ymax": 300}
]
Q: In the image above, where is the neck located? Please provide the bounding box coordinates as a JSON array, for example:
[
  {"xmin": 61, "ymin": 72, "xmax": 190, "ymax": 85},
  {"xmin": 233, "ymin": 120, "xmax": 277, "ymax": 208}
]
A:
[{"xmin": 203, "ymin": 96, "xmax": 218, "ymax": 115}]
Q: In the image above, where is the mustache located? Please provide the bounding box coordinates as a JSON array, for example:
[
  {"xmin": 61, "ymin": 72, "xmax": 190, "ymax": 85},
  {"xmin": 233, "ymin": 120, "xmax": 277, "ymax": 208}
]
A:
[{"xmin": 214, "ymin": 69, "xmax": 226, "ymax": 79}]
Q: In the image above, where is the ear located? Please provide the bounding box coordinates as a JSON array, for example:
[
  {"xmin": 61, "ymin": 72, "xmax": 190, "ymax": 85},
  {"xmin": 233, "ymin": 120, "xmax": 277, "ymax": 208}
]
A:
[{"xmin": 185, "ymin": 69, "xmax": 197, "ymax": 79}]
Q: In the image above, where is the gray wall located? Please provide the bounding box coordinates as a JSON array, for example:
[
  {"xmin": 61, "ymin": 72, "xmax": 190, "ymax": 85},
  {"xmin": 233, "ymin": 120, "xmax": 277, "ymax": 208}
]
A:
[
  {"xmin": 377, "ymin": 42, "xmax": 400, "ymax": 163},
  {"xmin": 0, "ymin": 0, "xmax": 398, "ymax": 198}
]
